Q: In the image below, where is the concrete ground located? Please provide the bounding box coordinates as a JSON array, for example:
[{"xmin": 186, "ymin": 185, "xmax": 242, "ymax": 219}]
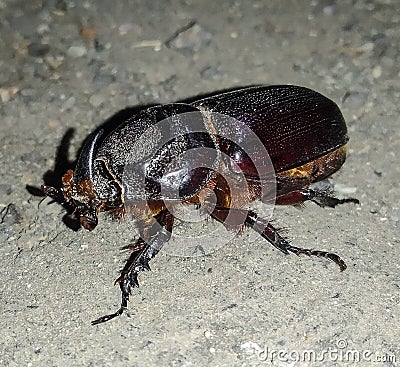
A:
[{"xmin": 0, "ymin": 0, "xmax": 398, "ymax": 366}]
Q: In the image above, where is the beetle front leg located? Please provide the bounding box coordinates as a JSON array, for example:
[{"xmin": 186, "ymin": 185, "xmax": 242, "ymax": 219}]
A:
[
  {"xmin": 211, "ymin": 207, "xmax": 347, "ymax": 271},
  {"xmin": 90, "ymin": 238, "xmax": 147, "ymax": 325},
  {"xmin": 91, "ymin": 209, "xmax": 174, "ymax": 325}
]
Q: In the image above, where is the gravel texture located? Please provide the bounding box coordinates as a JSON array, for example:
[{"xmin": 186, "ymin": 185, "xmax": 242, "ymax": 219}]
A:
[{"xmin": 0, "ymin": 1, "xmax": 399, "ymax": 366}]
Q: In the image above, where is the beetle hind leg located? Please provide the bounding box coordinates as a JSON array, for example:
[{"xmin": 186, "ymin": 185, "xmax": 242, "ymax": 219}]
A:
[
  {"xmin": 298, "ymin": 188, "xmax": 359, "ymax": 208},
  {"xmin": 274, "ymin": 187, "xmax": 359, "ymax": 208},
  {"xmin": 91, "ymin": 209, "xmax": 174, "ymax": 325},
  {"xmin": 211, "ymin": 207, "xmax": 346, "ymax": 271},
  {"xmin": 245, "ymin": 209, "xmax": 347, "ymax": 271}
]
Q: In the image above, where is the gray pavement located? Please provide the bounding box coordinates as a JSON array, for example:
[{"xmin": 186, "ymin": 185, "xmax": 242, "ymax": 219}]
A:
[{"xmin": 0, "ymin": 1, "xmax": 398, "ymax": 366}]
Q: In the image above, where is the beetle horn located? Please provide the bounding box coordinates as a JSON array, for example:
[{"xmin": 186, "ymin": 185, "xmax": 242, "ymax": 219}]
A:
[{"xmin": 74, "ymin": 129, "xmax": 104, "ymax": 183}]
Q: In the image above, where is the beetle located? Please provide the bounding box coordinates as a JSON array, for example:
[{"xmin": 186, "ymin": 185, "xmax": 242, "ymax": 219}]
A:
[{"xmin": 42, "ymin": 85, "xmax": 359, "ymax": 324}]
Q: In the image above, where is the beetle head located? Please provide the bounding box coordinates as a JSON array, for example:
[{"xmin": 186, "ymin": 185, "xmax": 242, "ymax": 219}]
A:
[
  {"xmin": 61, "ymin": 168, "xmax": 100, "ymax": 231},
  {"xmin": 41, "ymin": 171, "xmax": 100, "ymax": 231},
  {"xmin": 42, "ymin": 130, "xmax": 110, "ymax": 231}
]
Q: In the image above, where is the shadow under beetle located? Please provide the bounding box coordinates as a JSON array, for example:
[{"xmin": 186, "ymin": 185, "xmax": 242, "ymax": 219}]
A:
[{"xmin": 42, "ymin": 85, "xmax": 359, "ymax": 324}]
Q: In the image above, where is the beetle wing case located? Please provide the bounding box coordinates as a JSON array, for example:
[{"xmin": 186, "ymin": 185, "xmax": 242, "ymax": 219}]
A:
[
  {"xmin": 94, "ymin": 103, "xmax": 221, "ymax": 202},
  {"xmin": 192, "ymin": 85, "xmax": 349, "ymax": 175}
]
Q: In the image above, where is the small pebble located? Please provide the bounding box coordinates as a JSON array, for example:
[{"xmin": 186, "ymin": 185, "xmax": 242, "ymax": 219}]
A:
[
  {"xmin": 89, "ymin": 94, "xmax": 105, "ymax": 107},
  {"xmin": 37, "ymin": 23, "xmax": 50, "ymax": 34},
  {"xmin": 323, "ymin": 6, "xmax": 335, "ymax": 15},
  {"xmin": 62, "ymin": 96, "xmax": 76, "ymax": 110},
  {"xmin": 67, "ymin": 240, "xmax": 82, "ymax": 248},
  {"xmin": 20, "ymin": 88, "xmax": 37, "ymax": 98},
  {"xmin": 80, "ymin": 27, "xmax": 97, "ymax": 40},
  {"xmin": 45, "ymin": 55, "xmax": 64, "ymax": 70},
  {"xmin": 372, "ymin": 65, "xmax": 382, "ymax": 78},
  {"xmin": 67, "ymin": 45, "xmax": 87, "ymax": 58},
  {"xmin": 48, "ymin": 119, "xmax": 61, "ymax": 128},
  {"xmin": 28, "ymin": 42, "xmax": 50, "ymax": 57},
  {"xmin": 93, "ymin": 73, "xmax": 116, "ymax": 85},
  {"xmin": 0, "ymin": 87, "xmax": 19, "ymax": 102},
  {"xmin": 119, "ymin": 23, "xmax": 133, "ymax": 35}
]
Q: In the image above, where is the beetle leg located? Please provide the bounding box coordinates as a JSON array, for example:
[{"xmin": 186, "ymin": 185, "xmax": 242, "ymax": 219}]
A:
[
  {"xmin": 275, "ymin": 188, "xmax": 359, "ymax": 207},
  {"xmin": 91, "ymin": 209, "xmax": 174, "ymax": 325},
  {"xmin": 245, "ymin": 210, "xmax": 347, "ymax": 270},
  {"xmin": 211, "ymin": 207, "xmax": 347, "ymax": 271},
  {"xmin": 299, "ymin": 189, "xmax": 359, "ymax": 208}
]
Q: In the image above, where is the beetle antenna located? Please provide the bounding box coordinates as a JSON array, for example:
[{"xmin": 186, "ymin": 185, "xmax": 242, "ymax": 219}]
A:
[{"xmin": 41, "ymin": 185, "xmax": 69, "ymax": 206}]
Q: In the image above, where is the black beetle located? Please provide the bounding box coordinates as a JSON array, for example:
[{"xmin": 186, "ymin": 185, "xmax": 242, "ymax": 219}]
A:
[{"xmin": 42, "ymin": 85, "xmax": 359, "ymax": 324}]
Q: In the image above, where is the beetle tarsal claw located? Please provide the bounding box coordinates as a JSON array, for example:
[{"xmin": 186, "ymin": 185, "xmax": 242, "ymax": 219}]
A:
[
  {"xmin": 91, "ymin": 306, "xmax": 127, "ymax": 325},
  {"xmin": 285, "ymin": 246, "xmax": 347, "ymax": 272},
  {"xmin": 92, "ymin": 274, "xmax": 133, "ymax": 325}
]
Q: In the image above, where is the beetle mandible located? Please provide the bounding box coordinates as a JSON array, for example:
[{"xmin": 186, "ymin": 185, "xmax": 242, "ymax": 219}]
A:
[{"xmin": 42, "ymin": 85, "xmax": 359, "ymax": 324}]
